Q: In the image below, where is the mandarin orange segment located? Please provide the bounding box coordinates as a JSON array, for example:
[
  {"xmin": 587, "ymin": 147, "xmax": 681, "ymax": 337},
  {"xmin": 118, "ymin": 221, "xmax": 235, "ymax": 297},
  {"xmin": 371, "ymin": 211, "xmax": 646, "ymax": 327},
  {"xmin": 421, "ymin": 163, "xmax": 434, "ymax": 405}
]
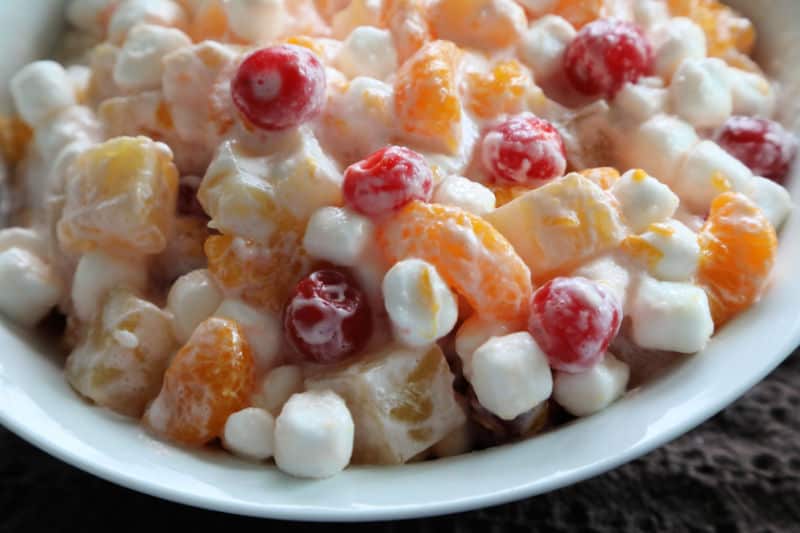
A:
[
  {"xmin": 466, "ymin": 59, "xmax": 533, "ymax": 119},
  {"xmin": 205, "ymin": 230, "xmax": 311, "ymax": 313},
  {"xmin": 377, "ymin": 201, "xmax": 533, "ymax": 322},
  {"xmin": 394, "ymin": 40, "xmax": 463, "ymax": 155},
  {"xmin": 144, "ymin": 317, "xmax": 255, "ymax": 446},
  {"xmin": 697, "ymin": 192, "xmax": 777, "ymax": 326},
  {"xmin": 579, "ymin": 167, "xmax": 621, "ymax": 190},
  {"xmin": 667, "ymin": 0, "xmax": 755, "ymax": 59},
  {"xmin": 0, "ymin": 115, "xmax": 32, "ymax": 166},
  {"xmin": 190, "ymin": 0, "xmax": 230, "ymax": 42},
  {"xmin": 381, "ymin": 0, "xmax": 432, "ymax": 63},
  {"xmin": 552, "ymin": 0, "xmax": 610, "ymax": 29},
  {"xmin": 491, "ymin": 185, "xmax": 530, "ymax": 207}
]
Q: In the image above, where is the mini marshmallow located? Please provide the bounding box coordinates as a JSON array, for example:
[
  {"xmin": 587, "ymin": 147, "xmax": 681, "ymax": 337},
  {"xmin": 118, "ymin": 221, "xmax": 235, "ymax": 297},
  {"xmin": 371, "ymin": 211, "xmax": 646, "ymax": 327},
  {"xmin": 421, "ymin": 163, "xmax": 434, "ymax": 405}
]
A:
[
  {"xmin": 622, "ymin": 115, "xmax": 699, "ymax": 186},
  {"xmin": 67, "ymin": 0, "xmax": 121, "ymax": 35},
  {"xmin": 571, "ymin": 255, "xmax": 631, "ymax": 312},
  {"xmin": 72, "ymin": 250, "xmax": 148, "ymax": 322},
  {"xmin": 611, "ymin": 169, "xmax": 679, "ymax": 233},
  {"xmin": 34, "ymin": 106, "xmax": 102, "ymax": 158},
  {"xmin": 0, "ymin": 228, "xmax": 49, "ymax": 259},
  {"xmin": 114, "ymin": 23, "xmax": 191, "ymax": 91},
  {"xmin": 382, "ymin": 259, "xmax": 459, "ymax": 348},
  {"xmin": 454, "ymin": 315, "xmax": 516, "ymax": 367},
  {"xmin": 624, "ymin": 220, "xmax": 700, "ymax": 282},
  {"xmin": 222, "ymin": 407, "xmax": 275, "ymax": 461},
  {"xmin": 652, "ymin": 17, "xmax": 707, "ymax": 81},
  {"xmin": 0, "ymin": 248, "xmax": 62, "ymax": 327},
  {"xmin": 467, "ymin": 332, "xmax": 552, "ymax": 421},
  {"xmin": 433, "ymin": 175, "xmax": 496, "ymax": 216},
  {"xmin": 253, "ymin": 365, "xmax": 305, "ymax": 415},
  {"xmin": 553, "ymin": 353, "xmax": 629, "ymax": 417},
  {"xmin": 748, "ymin": 176, "xmax": 793, "ymax": 230},
  {"xmin": 274, "ymin": 390, "xmax": 354, "ymax": 478},
  {"xmin": 303, "ymin": 207, "xmax": 374, "ymax": 267},
  {"xmin": 224, "ymin": 0, "xmax": 287, "ymax": 43},
  {"xmin": 66, "ymin": 65, "xmax": 92, "ymax": 101},
  {"xmin": 669, "ymin": 58, "xmax": 732, "ymax": 129},
  {"xmin": 728, "ymin": 68, "xmax": 776, "ymax": 118},
  {"xmin": 517, "ymin": 15, "xmax": 576, "ymax": 80},
  {"xmin": 673, "ymin": 140, "xmax": 754, "ymax": 213},
  {"xmin": 631, "ymin": 276, "xmax": 714, "ymax": 354},
  {"xmin": 166, "ymin": 269, "xmax": 223, "ymax": 343},
  {"xmin": 108, "ymin": 0, "xmax": 188, "ymax": 44},
  {"xmin": 613, "ymin": 81, "xmax": 668, "ymax": 123},
  {"xmin": 10, "ymin": 61, "xmax": 77, "ymax": 127},
  {"xmin": 633, "ymin": 0, "xmax": 670, "ymax": 31},
  {"xmin": 336, "ymin": 26, "xmax": 398, "ymax": 81},
  {"xmin": 432, "ymin": 423, "xmax": 473, "ymax": 458},
  {"xmin": 214, "ymin": 299, "xmax": 283, "ymax": 372},
  {"xmin": 331, "ymin": 0, "xmax": 382, "ymax": 38}
]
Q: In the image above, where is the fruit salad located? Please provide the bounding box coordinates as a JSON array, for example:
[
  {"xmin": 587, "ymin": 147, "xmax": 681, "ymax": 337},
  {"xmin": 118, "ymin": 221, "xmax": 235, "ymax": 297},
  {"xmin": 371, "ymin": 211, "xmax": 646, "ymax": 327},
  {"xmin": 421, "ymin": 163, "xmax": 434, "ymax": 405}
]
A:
[{"xmin": 0, "ymin": 0, "xmax": 795, "ymax": 479}]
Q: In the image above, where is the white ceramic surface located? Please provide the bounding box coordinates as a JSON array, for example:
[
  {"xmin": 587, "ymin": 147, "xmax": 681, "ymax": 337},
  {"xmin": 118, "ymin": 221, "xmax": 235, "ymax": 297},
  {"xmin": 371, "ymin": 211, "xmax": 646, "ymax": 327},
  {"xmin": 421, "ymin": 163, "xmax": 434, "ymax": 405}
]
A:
[{"xmin": 1, "ymin": 0, "xmax": 799, "ymax": 522}]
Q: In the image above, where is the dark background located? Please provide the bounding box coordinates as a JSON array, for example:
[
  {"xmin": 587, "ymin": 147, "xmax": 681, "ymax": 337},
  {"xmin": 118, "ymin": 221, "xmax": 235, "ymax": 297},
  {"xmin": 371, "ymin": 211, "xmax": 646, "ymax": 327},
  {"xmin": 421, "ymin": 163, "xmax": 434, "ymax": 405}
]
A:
[{"xmin": 2, "ymin": 354, "xmax": 798, "ymax": 533}]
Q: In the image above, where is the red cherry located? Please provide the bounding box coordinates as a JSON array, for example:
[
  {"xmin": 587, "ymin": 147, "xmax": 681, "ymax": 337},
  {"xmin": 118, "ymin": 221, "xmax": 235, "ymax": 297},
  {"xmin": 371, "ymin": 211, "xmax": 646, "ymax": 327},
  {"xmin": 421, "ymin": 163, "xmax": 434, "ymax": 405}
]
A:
[
  {"xmin": 343, "ymin": 146, "xmax": 433, "ymax": 217},
  {"xmin": 480, "ymin": 113, "xmax": 567, "ymax": 185},
  {"xmin": 284, "ymin": 270, "xmax": 372, "ymax": 364},
  {"xmin": 231, "ymin": 45, "xmax": 326, "ymax": 131},
  {"xmin": 564, "ymin": 19, "xmax": 653, "ymax": 99},
  {"xmin": 715, "ymin": 116, "xmax": 798, "ymax": 184},
  {"xmin": 528, "ymin": 277, "xmax": 622, "ymax": 373}
]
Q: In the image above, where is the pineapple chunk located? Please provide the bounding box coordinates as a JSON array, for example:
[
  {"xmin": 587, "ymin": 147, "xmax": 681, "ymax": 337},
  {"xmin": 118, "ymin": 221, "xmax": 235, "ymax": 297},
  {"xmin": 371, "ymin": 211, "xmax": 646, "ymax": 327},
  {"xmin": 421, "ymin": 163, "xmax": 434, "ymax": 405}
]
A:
[
  {"xmin": 306, "ymin": 344, "xmax": 466, "ymax": 465},
  {"xmin": 57, "ymin": 136, "xmax": 179, "ymax": 256},
  {"xmin": 66, "ymin": 289, "xmax": 176, "ymax": 417},
  {"xmin": 485, "ymin": 173, "xmax": 627, "ymax": 281},
  {"xmin": 198, "ymin": 130, "xmax": 342, "ymax": 244}
]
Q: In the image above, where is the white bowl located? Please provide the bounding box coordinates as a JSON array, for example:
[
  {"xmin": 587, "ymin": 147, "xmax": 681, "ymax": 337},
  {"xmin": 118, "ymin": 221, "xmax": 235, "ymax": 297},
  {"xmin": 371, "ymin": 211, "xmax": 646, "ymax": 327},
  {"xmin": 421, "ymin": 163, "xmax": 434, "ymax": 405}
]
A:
[{"xmin": 1, "ymin": 0, "xmax": 799, "ymax": 522}]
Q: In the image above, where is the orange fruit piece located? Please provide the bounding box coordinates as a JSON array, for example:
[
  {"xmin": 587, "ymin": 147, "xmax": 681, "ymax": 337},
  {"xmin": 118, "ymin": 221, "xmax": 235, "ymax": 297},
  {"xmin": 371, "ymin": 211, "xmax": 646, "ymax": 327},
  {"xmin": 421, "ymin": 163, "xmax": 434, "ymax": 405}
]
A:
[
  {"xmin": 466, "ymin": 59, "xmax": 532, "ymax": 119},
  {"xmin": 0, "ymin": 115, "xmax": 32, "ymax": 166},
  {"xmin": 667, "ymin": 0, "xmax": 755, "ymax": 59},
  {"xmin": 377, "ymin": 201, "xmax": 533, "ymax": 322},
  {"xmin": 697, "ymin": 192, "xmax": 777, "ymax": 326},
  {"xmin": 191, "ymin": 0, "xmax": 230, "ymax": 42},
  {"xmin": 491, "ymin": 185, "xmax": 529, "ymax": 208},
  {"xmin": 579, "ymin": 167, "xmax": 620, "ymax": 190},
  {"xmin": 144, "ymin": 317, "xmax": 255, "ymax": 446},
  {"xmin": 552, "ymin": 0, "xmax": 612, "ymax": 29},
  {"xmin": 381, "ymin": 0, "xmax": 432, "ymax": 63},
  {"xmin": 205, "ymin": 230, "xmax": 311, "ymax": 313},
  {"xmin": 394, "ymin": 40, "xmax": 463, "ymax": 155},
  {"xmin": 428, "ymin": 0, "xmax": 527, "ymax": 50}
]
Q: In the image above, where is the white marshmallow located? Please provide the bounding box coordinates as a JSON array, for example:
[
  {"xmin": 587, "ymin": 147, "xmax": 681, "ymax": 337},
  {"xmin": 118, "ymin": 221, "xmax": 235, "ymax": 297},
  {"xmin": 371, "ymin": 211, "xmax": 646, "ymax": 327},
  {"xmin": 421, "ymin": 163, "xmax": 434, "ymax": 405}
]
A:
[
  {"xmin": 336, "ymin": 26, "xmax": 398, "ymax": 81},
  {"xmin": 166, "ymin": 269, "xmax": 223, "ymax": 343},
  {"xmin": 253, "ymin": 365, "xmax": 305, "ymax": 415},
  {"xmin": 571, "ymin": 255, "xmax": 631, "ymax": 313},
  {"xmin": 0, "ymin": 248, "xmax": 62, "ymax": 327},
  {"xmin": 214, "ymin": 299, "xmax": 283, "ymax": 372},
  {"xmin": 454, "ymin": 315, "xmax": 516, "ymax": 368},
  {"xmin": 303, "ymin": 207, "xmax": 374, "ymax": 267},
  {"xmin": 331, "ymin": 0, "xmax": 382, "ymax": 38},
  {"xmin": 224, "ymin": 0, "xmax": 287, "ymax": 43},
  {"xmin": 432, "ymin": 424, "xmax": 473, "ymax": 458},
  {"xmin": 274, "ymin": 390, "xmax": 354, "ymax": 478},
  {"xmin": 67, "ymin": 0, "xmax": 121, "ymax": 35},
  {"xmin": 673, "ymin": 140, "xmax": 754, "ymax": 214},
  {"xmin": 0, "ymin": 228, "xmax": 49, "ymax": 259},
  {"xmin": 433, "ymin": 175, "xmax": 496, "ymax": 216},
  {"xmin": 611, "ymin": 169, "xmax": 679, "ymax": 233},
  {"xmin": 222, "ymin": 407, "xmax": 275, "ymax": 461},
  {"xmin": 553, "ymin": 353, "xmax": 629, "ymax": 417},
  {"xmin": 669, "ymin": 58, "xmax": 732, "ymax": 129},
  {"xmin": 34, "ymin": 106, "xmax": 102, "ymax": 158},
  {"xmin": 673, "ymin": 204, "xmax": 706, "ymax": 233},
  {"xmin": 108, "ymin": 0, "xmax": 187, "ymax": 44},
  {"xmin": 652, "ymin": 17, "xmax": 707, "ymax": 81},
  {"xmin": 517, "ymin": 15, "xmax": 576, "ymax": 80},
  {"xmin": 72, "ymin": 250, "xmax": 148, "ymax": 322},
  {"xmin": 633, "ymin": 0, "xmax": 670, "ymax": 31},
  {"xmin": 622, "ymin": 115, "xmax": 699, "ymax": 186},
  {"xmin": 631, "ymin": 276, "xmax": 714, "ymax": 354},
  {"xmin": 114, "ymin": 23, "xmax": 191, "ymax": 91},
  {"xmin": 728, "ymin": 68, "xmax": 776, "ymax": 118},
  {"xmin": 748, "ymin": 176, "xmax": 793, "ymax": 230},
  {"xmin": 613, "ymin": 81, "xmax": 668, "ymax": 123},
  {"xmin": 382, "ymin": 259, "xmax": 459, "ymax": 348},
  {"xmin": 66, "ymin": 65, "xmax": 92, "ymax": 99},
  {"xmin": 10, "ymin": 61, "xmax": 77, "ymax": 127},
  {"xmin": 624, "ymin": 220, "xmax": 700, "ymax": 282},
  {"xmin": 467, "ymin": 332, "xmax": 552, "ymax": 421}
]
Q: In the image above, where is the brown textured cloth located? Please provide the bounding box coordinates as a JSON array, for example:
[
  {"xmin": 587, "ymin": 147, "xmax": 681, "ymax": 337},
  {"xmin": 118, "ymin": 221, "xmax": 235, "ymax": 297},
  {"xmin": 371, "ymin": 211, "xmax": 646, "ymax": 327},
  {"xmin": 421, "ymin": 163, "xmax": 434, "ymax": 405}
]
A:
[{"xmin": 2, "ymin": 352, "xmax": 798, "ymax": 533}]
